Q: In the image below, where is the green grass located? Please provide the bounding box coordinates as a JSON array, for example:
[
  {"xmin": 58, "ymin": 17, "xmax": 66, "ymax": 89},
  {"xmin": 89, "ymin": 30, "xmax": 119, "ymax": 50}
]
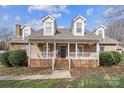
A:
[
  {"xmin": 0, "ymin": 65, "xmax": 52, "ymax": 76},
  {"xmin": 0, "ymin": 79, "xmax": 71, "ymax": 88},
  {"xmin": 0, "ymin": 64, "xmax": 124, "ymax": 88},
  {"xmin": 0, "ymin": 77, "xmax": 124, "ymax": 88}
]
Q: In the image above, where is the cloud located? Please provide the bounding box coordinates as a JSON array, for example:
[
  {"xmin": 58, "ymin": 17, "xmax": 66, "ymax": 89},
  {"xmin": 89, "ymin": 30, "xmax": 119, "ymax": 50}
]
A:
[
  {"xmin": 15, "ymin": 16, "xmax": 21, "ymax": 21},
  {"xmin": 28, "ymin": 5, "xmax": 70, "ymax": 18},
  {"xmin": 104, "ymin": 7, "xmax": 113, "ymax": 15},
  {"xmin": 86, "ymin": 8, "xmax": 93, "ymax": 16},
  {"xmin": 51, "ymin": 13, "xmax": 61, "ymax": 18},
  {"xmin": 28, "ymin": 5, "xmax": 69, "ymax": 13},
  {"xmin": 0, "ymin": 5, "xmax": 8, "ymax": 8},
  {"xmin": 58, "ymin": 25, "xmax": 65, "ymax": 28},
  {"xmin": 28, "ymin": 19, "xmax": 43, "ymax": 31},
  {"xmin": 26, "ymin": 16, "xmax": 30, "ymax": 19},
  {"xmin": 2, "ymin": 15, "xmax": 9, "ymax": 21}
]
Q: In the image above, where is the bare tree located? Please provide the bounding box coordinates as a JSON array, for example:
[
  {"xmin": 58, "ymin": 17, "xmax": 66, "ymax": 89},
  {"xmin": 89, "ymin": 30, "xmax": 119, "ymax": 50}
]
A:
[
  {"xmin": 0, "ymin": 27, "xmax": 13, "ymax": 50},
  {"xmin": 105, "ymin": 5, "xmax": 124, "ymax": 41}
]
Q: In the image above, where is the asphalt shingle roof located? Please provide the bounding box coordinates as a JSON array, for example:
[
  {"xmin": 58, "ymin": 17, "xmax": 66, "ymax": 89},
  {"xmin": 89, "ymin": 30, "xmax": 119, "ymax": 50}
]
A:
[
  {"xmin": 28, "ymin": 28, "xmax": 102, "ymax": 41},
  {"xmin": 10, "ymin": 28, "xmax": 118, "ymax": 44}
]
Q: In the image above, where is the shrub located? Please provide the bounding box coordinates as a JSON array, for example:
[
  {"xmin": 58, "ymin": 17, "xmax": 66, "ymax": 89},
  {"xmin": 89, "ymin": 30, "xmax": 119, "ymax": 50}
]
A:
[
  {"xmin": 0, "ymin": 51, "xmax": 12, "ymax": 67},
  {"xmin": 111, "ymin": 51, "xmax": 122, "ymax": 64},
  {"xmin": 8, "ymin": 50, "xmax": 27, "ymax": 67},
  {"xmin": 100, "ymin": 52, "xmax": 116, "ymax": 66}
]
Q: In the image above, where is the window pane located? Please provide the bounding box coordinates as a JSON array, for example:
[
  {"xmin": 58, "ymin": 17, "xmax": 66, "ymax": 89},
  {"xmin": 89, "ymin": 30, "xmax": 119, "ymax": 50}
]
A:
[
  {"xmin": 77, "ymin": 46, "xmax": 83, "ymax": 56},
  {"xmin": 43, "ymin": 45, "xmax": 46, "ymax": 52},
  {"xmin": 24, "ymin": 29, "xmax": 29, "ymax": 38},
  {"xmin": 100, "ymin": 46, "xmax": 105, "ymax": 51},
  {"xmin": 46, "ymin": 22, "xmax": 52, "ymax": 32},
  {"xmin": 98, "ymin": 30, "xmax": 103, "ymax": 36},
  {"xmin": 76, "ymin": 22, "xmax": 82, "ymax": 33}
]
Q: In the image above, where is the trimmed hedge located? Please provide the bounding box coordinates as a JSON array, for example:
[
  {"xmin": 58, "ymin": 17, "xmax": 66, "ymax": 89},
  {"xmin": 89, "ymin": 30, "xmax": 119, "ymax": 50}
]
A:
[
  {"xmin": 100, "ymin": 51, "xmax": 122, "ymax": 66},
  {"xmin": 100, "ymin": 52, "xmax": 116, "ymax": 66},
  {"xmin": 111, "ymin": 51, "xmax": 122, "ymax": 64},
  {"xmin": 0, "ymin": 51, "xmax": 12, "ymax": 67},
  {"xmin": 8, "ymin": 50, "xmax": 27, "ymax": 67}
]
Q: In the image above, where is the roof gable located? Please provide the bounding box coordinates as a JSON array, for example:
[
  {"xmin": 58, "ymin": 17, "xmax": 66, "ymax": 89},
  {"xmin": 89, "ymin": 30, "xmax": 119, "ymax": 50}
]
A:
[
  {"xmin": 96, "ymin": 25, "xmax": 107, "ymax": 30},
  {"xmin": 73, "ymin": 15, "xmax": 86, "ymax": 22},
  {"xmin": 42, "ymin": 15, "xmax": 55, "ymax": 21}
]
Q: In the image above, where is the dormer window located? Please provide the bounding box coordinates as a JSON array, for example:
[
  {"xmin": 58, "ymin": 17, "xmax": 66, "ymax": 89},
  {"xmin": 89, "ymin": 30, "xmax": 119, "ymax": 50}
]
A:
[
  {"xmin": 72, "ymin": 15, "xmax": 86, "ymax": 36},
  {"xmin": 42, "ymin": 15, "xmax": 56, "ymax": 36},
  {"xmin": 95, "ymin": 25, "xmax": 106, "ymax": 39},
  {"xmin": 46, "ymin": 22, "xmax": 52, "ymax": 33},
  {"xmin": 24, "ymin": 29, "xmax": 29, "ymax": 38},
  {"xmin": 98, "ymin": 30, "xmax": 103, "ymax": 37},
  {"xmin": 76, "ymin": 22, "xmax": 82, "ymax": 33},
  {"xmin": 21, "ymin": 24, "xmax": 31, "ymax": 39}
]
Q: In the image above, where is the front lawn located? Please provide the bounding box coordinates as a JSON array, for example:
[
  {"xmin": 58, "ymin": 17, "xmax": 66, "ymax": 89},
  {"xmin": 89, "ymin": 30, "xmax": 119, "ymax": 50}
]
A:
[
  {"xmin": 0, "ymin": 65, "xmax": 52, "ymax": 76},
  {"xmin": 0, "ymin": 64, "xmax": 124, "ymax": 88}
]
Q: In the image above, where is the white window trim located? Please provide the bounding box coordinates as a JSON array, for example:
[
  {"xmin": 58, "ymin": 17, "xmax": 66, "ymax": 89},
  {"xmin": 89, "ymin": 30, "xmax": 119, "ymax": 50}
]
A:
[
  {"xmin": 45, "ymin": 22, "xmax": 52, "ymax": 34},
  {"xmin": 100, "ymin": 45, "xmax": 106, "ymax": 52},
  {"xmin": 76, "ymin": 22, "xmax": 82, "ymax": 33},
  {"xmin": 77, "ymin": 45, "xmax": 84, "ymax": 52}
]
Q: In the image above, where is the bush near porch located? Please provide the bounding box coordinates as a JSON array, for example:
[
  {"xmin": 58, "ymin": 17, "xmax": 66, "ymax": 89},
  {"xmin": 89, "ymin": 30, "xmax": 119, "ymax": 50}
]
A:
[
  {"xmin": 100, "ymin": 51, "xmax": 122, "ymax": 66},
  {"xmin": 0, "ymin": 50, "xmax": 27, "ymax": 67}
]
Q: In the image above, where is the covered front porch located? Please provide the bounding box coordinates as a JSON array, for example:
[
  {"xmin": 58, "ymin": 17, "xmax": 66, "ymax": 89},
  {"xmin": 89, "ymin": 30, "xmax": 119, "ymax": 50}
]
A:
[{"xmin": 28, "ymin": 40, "xmax": 100, "ymax": 69}]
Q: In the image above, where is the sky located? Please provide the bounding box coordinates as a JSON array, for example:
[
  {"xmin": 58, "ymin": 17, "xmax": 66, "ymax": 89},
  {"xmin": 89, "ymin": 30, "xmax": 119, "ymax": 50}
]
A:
[{"xmin": 0, "ymin": 5, "xmax": 110, "ymax": 32}]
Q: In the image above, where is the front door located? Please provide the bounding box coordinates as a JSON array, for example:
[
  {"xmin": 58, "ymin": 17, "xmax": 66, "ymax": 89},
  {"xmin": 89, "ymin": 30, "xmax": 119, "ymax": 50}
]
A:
[{"xmin": 60, "ymin": 46, "xmax": 66, "ymax": 58}]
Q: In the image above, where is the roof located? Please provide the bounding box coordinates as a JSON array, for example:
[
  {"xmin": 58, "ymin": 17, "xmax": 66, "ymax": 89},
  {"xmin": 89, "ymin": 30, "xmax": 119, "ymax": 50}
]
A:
[
  {"xmin": 117, "ymin": 45, "xmax": 124, "ymax": 50},
  {"xmin": 28, "ymin": 28, "xmax": 102, "ymax": 41},
  {"xmin": 96, "ymin": 25, "xmax": 107, "ymax": 30},
  {"xmin": 100, "ymin": 36, "xmax": 118, "ymax": 44},
  {"xmin": 72, "ymin": 15, "xmax": 86, "ymax": 22},
  {"xmin": 42, "ymin": 15, "xmax": 55, "ymax": 21},
  {"xmin": 10, "ymin": 37, "xmax": 28, "ymax": 43}
]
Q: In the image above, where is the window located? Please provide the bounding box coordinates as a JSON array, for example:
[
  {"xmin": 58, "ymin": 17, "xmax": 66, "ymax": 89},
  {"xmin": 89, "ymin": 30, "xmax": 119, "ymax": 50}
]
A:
[
  {"xmin": 24, "ymin": 29, "xmax": 29, "ymax": 38},
  {"xmin": 98, "ymin": 30, "xmax": 103, "ymax": 37},
  {"xmin": 43, "ymin": 45, "xmax": 50, "ymax": 52},
  {"xmin": 100, "ymin": 46, "xmax": 105, "ymax": 51},
  {"xmin": 76, "ymin": 22, "xmax": 82, "ymax": 33},
  {"xmin": 77, "ymin": 46, "xmax": 84, "ymax": 56},
  {"xmin": 43, "ymin": 45, "xmax": 47, "ymax": 52},
  {"xmin": 46, "ymin": 22, "xmax": 52, "ymax": 33}
]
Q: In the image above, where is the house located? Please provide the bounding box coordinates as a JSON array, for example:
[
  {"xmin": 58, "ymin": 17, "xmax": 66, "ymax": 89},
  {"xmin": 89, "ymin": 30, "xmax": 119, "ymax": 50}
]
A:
[{"xmin": 10, "ymin": 15, "xmax": 119, "ymax": 69}]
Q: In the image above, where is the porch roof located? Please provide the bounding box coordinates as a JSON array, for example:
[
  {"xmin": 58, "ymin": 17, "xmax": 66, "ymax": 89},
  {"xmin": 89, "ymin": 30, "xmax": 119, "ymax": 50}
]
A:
[
  {"xmin": 28, "ymin": 28, "xmax": 102, "ymax": 42},
  {"xmin": 100, "ymin": 36, "xmax": 119, "ymax": 44},
  {"xmin": 10, "ymin": 37, "xmax": 28, "ymax": 44}
]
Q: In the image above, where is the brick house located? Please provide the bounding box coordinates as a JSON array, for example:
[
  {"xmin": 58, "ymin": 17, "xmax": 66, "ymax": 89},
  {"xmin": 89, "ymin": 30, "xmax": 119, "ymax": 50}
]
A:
[{"xmin": 10, "ymin": 15, "xmax": 119, "ymax": 69}]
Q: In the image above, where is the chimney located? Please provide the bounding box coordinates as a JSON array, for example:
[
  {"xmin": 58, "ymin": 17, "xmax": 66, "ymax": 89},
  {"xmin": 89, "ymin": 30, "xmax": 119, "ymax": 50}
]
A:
[{"xmin": 16, "ymin": 24, "xmax": 22, "ymax": 38}]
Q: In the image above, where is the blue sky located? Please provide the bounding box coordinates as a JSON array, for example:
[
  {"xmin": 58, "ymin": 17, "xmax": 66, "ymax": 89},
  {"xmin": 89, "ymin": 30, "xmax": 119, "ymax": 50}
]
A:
[{"xmin": 0, "ymin": 5, "xmax": 109, "ymax": 31}]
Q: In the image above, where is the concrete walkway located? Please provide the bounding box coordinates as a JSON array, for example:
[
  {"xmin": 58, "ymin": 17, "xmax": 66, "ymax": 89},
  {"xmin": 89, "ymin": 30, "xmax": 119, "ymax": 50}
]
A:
[{"xmin": 0, "ymin": 70, "xmax": 71, "ymax": 80}]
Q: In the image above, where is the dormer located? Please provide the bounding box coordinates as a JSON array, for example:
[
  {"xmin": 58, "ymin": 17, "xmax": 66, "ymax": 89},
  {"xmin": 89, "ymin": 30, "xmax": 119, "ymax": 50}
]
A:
[
  {"xmin": 42, "ymin": 15, "xmax": 56, "ymax": 36},
  {"xmin": 72, "ymin": 15, "xmax": 86, "ymax": 36},
  {"xmin": 21, "ymin": 24, "xmax": 31, "ymax": 39},
  {"xmin": 95, "ymin": 25, "xmax": 106, "ymax": 39}
]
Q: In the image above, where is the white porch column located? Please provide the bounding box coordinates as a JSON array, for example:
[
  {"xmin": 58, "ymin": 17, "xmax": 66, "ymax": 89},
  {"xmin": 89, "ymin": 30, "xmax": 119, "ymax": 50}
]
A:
[
  {"xmin": 68, "ymin": 43, "xmax": 70, "ymax": 58},
  {"xmin": 75, "ymin": 43, "xmax": 78, "ymax": 58},
  {"xmin": 46, "ymin": 43, "xmax": 48, "ymax": 58},
  {"xmin": 96, "ymin": 43, "xmax": 100, "ymax": 66},
  {"xmin": 68, "ymin": 43, "xmax": 71, "ymax": 69},
  {"xmin": 54, "ymin": 41, "xmax": 56, "ymax": 58},
  {"xmin": 28, "ymin": 43, "xmax": 31, "ymax": 67},
  {"xmin": 52, "ymin": 41, "xmax": 56, "ymax": 70}
]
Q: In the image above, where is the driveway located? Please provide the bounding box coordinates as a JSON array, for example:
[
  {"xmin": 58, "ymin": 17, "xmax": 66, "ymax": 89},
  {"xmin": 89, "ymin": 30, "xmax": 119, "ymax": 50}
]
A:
[{"xmin": 0, "ymin": 70, "xmax": 71, "ymax": 80}]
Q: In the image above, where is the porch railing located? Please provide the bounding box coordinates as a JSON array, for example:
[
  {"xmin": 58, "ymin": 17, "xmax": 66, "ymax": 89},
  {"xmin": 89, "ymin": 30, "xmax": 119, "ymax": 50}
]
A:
[
  {"xmin": 31, "ymin": 52, "xmax": 98, "ymax": 59},
  {"xmin": 69, "ymin": 52, "xmax": 98, "ymax": 59},
  {"xmin": 31, "ymin": 52, "xmax": 54, "ymax": 59}
]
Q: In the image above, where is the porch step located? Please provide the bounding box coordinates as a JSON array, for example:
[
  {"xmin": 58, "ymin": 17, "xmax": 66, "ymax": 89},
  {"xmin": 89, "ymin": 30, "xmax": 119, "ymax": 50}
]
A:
[{"xmin": 54, "ymin": 59, "xmax": 69, "ymax": 70}]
